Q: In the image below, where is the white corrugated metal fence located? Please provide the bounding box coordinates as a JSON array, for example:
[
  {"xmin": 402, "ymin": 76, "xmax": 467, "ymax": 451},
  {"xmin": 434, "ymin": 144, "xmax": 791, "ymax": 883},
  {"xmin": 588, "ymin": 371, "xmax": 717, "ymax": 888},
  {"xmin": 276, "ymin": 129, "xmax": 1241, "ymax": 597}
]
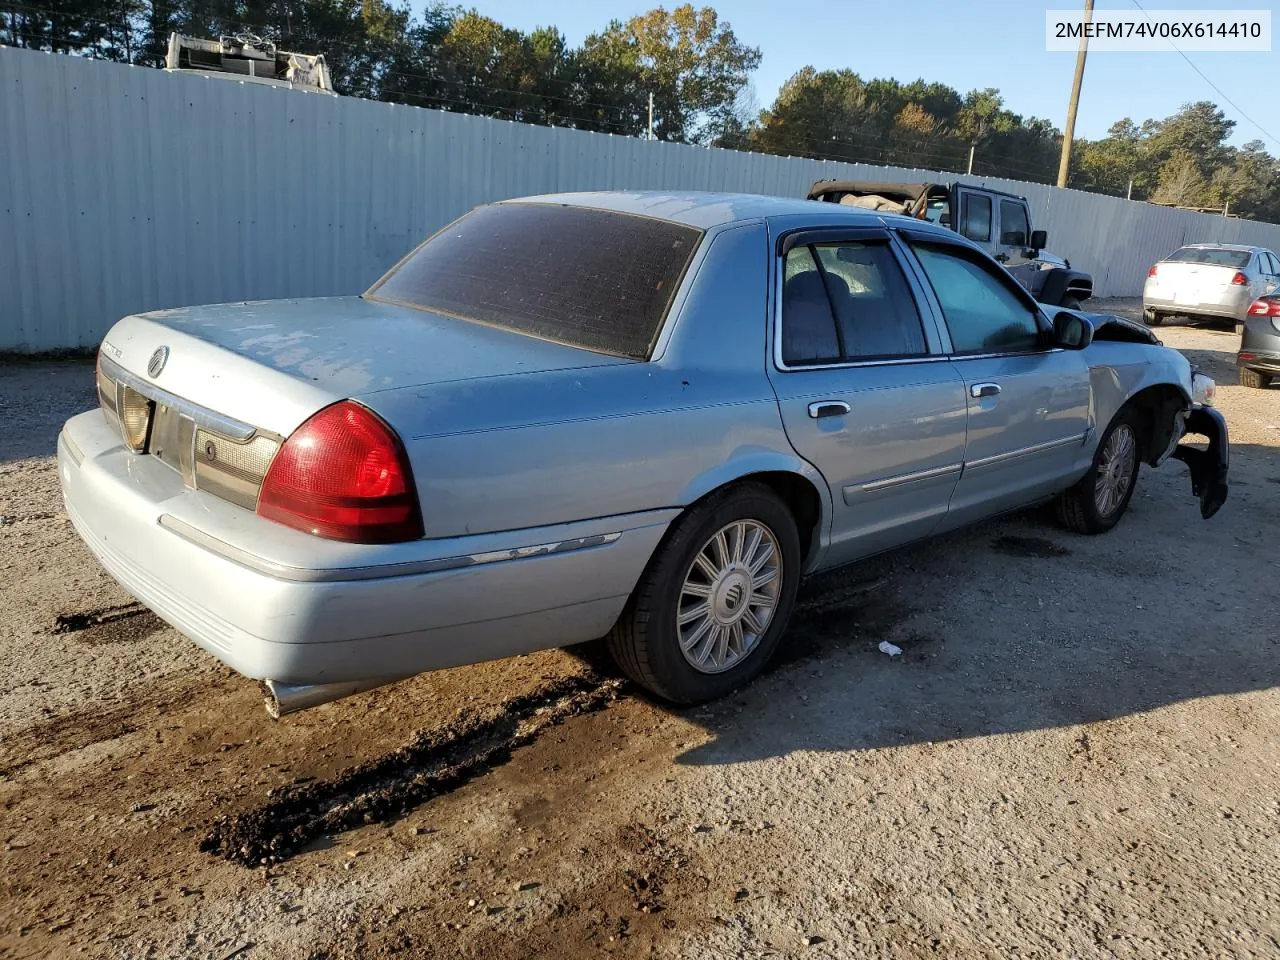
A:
[{"xmin": 3, "ymin": 45, "xmax": 1280, "ymax": 352}]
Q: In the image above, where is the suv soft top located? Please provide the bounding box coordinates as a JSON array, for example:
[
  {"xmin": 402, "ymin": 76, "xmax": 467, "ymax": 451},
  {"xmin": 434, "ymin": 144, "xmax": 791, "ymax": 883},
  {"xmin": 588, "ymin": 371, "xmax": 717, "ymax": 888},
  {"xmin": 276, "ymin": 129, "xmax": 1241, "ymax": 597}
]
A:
[
  {"xmin": 806, "ymin": 181, "xmax": 939, "ymax": 202},
  {"xmin": 807, "ymin": 180, "xmax": 1030, "ymax": 204}
]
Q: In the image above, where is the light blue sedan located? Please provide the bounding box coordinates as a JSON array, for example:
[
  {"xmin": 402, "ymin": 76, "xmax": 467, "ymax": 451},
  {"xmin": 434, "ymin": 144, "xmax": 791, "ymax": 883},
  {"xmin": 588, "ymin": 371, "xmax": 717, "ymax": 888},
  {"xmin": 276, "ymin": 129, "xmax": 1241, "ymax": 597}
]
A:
[{"xmin": 58, "ymin": 192, "xmax": 1228, "ymax": 717}]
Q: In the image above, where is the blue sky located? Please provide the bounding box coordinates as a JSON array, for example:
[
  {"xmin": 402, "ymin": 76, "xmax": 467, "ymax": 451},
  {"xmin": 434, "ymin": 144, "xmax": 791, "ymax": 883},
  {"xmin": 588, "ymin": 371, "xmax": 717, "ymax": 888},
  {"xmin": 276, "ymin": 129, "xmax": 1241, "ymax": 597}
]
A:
[{"xmin": 460, "ymin": 0, "xmax": 1277, "ymax": 149}]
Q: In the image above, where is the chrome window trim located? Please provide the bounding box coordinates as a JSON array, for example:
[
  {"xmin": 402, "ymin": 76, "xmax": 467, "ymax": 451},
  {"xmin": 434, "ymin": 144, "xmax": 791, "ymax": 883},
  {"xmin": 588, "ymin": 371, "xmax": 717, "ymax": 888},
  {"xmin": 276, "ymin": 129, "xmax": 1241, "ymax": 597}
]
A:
[
  {"xmin": 962, "ymin": 433, "xmax": 1086, "ymax": 470},
  {"xmin": 98, "ymin": 355, "xmax": 257, "ymax": 442},
  {"xmin": 778, "ymin": 354, "xmax": 955, "ymax": 373},
  {"xmin": 948, "ymin": 347, "xmax": 1066, "ymax": 361},
  {"xmin": 157, "ymin": 514, "xmax": 623, "ymax": 582}
]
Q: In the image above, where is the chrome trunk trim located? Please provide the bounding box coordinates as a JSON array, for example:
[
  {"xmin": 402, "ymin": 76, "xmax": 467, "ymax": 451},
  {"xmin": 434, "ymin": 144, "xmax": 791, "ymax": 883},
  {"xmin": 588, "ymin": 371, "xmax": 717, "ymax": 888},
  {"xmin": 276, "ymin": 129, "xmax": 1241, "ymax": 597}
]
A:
[{"xmin": 98, "ymin": 354, "xmax": 257, "ymax": 441}]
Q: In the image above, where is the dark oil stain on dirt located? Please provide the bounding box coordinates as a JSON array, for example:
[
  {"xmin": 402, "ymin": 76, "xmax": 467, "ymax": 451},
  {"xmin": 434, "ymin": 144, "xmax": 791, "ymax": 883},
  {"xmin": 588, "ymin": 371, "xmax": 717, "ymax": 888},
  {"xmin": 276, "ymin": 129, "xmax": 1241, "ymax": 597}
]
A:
[
  {"xmin": 202, "ymin": 674, "xmax": 625, "ymax": 866},
  {"xmin": 990, "ymin": 535, "xmax": 1071, "ymax": 559},
  {"xmin": 0, "ymin": 701, "xmax": 140, "ymax": 778},
  {"xmin": 204, "ymin": 564, "xmax": 921, "ymax": 869},
  {"xmin": 52, "ymin": 602, "xmax": 164, "ymax": 644},
  {"xmin": 769, "ymin": 574, "xmax": 913, "ymax": 671}
]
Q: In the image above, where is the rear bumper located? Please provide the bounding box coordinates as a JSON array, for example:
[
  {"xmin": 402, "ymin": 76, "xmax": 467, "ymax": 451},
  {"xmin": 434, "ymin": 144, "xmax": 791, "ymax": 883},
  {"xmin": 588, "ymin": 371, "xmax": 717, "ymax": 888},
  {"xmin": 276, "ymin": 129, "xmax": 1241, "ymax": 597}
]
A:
[
  {"xmin": 1237, "ymin": 323, "xmax": 1280, "ymax": 372},
  {"xmin": 1143, "ymin": 291, "xmax": 1251, "ymax": 321},
  {"xmin": 1237, "ymin": 351, "xmax": 1280, "ymax": 374},
  {"xmin": 1170, "ymin": 405, "xmax": 1229, "ymax": 520},
  {"xmin": 58, "ymin": 411, "xmax": 670, "ymax": 685}
]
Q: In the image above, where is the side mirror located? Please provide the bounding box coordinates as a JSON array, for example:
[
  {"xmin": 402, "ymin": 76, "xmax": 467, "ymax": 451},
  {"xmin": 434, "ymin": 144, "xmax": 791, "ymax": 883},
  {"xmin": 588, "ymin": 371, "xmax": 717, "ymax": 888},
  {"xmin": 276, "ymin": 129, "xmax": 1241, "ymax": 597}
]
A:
[
  {"xmin": 1030, "ymin": 229, "xmax": 1047, "ymax": 250},
  {"xmin": 1053, "ymin": 311, "xmax": 1093, "ymax": 350}
]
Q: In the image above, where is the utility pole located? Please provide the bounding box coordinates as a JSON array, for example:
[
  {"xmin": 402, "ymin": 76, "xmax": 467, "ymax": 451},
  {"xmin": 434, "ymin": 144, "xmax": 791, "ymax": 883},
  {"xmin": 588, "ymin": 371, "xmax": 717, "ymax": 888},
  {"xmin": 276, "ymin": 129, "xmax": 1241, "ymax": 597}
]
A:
[
  {"xmin": 647, "ymin": 92, "xmax": 654, "ymax": 141},
  {"xmin": 967, "ymin": 144, "xmax": 975, "ymax": 175},
  {"xmin": 1057, "ymin": 0, "xmax": 1094, "ymax": 187},
  {"xmin": 1126, "ymin": 177, "xmax": 1133, "ymax": 200}
]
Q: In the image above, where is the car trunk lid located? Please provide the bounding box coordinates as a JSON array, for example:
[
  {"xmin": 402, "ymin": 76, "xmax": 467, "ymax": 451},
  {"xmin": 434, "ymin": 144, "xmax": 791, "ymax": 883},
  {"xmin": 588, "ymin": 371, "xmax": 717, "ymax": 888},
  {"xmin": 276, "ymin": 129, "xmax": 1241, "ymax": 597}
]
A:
[
  {"xmin": 100, "ymin": 296, "xmax": 631, "ymax": 437},
  {"xmin": 1151, "ymin": 261, "xmax": 1242, "ymax": 304}
]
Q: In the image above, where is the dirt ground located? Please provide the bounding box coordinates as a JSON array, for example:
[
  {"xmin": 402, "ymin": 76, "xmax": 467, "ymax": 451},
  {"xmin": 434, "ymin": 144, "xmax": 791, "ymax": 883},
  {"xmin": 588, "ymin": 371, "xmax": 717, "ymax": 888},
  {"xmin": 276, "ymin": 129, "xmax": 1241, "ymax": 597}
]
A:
[{"xmin": 2, "ymin": 301, "xmax": 1278, "ymax": 960}]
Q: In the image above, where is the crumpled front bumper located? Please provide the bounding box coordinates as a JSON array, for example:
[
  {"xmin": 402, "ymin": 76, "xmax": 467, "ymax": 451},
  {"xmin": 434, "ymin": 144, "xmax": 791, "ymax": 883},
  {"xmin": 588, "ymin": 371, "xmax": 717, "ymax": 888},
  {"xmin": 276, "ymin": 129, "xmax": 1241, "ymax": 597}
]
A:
[{"xmin": 1170, "ymin": 404, "xmax": 1229, "ymax": 519}]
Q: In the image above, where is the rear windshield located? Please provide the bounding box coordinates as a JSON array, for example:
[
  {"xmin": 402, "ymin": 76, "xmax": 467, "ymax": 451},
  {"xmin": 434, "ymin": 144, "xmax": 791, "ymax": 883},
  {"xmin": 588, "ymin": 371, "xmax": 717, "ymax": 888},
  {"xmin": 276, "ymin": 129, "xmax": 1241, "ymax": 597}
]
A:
[
  {"xmin": 367, "ymin": 203, "xmax": 702, "ymax": 360},
  {"xmin": 1166, "ymin": 247, "xmax": 1251, "ymax": 268}
]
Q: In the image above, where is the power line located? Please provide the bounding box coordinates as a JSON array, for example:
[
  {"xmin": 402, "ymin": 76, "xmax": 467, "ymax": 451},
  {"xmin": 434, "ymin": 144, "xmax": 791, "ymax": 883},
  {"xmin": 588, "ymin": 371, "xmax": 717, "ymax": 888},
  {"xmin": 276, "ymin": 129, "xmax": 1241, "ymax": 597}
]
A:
[
  {"xmin": 4, "ymin": 26, "xmax": 1061, "ymax": 181},
  {"xmin": 4, "ymin": 1, "xmax": 639, "ymax": 100},
  {"xmin": 2, "ymin": 25, "xmax": 650, "ymax": 134},
  {"xmin": 3, "ymin": 1, "xmax": 647, "ymax": 119},
  {"xmin": 1129, "ymin": 0, "xmax": 1279, "ymax": 150},
  {"xmin": 0, "ymin": 11, "xmax": 1064, "ymax": 184}
]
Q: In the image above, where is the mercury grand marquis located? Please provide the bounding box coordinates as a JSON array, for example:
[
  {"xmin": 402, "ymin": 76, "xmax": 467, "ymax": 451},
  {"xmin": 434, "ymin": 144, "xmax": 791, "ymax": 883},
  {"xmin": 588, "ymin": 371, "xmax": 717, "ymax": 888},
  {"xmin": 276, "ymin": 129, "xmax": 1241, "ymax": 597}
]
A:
[{"xmin": 58, "ymin": 192, "xmax": 1229, "ymax": 717}]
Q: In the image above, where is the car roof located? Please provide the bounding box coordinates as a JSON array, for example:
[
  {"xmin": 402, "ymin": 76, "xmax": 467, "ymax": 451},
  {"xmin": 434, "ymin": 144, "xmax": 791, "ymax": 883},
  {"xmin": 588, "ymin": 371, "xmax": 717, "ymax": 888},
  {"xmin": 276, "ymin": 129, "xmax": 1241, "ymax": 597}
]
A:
[{"xmin": 504, "ymin": 190, "xmax": 952, "ymax": 236}]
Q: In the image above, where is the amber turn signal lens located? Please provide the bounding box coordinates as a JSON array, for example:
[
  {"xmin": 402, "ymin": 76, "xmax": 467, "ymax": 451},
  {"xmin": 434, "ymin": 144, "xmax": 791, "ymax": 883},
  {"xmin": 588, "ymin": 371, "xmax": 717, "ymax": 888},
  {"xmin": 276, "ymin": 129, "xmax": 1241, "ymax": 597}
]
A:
[{"xmin": 118, "ymin": 384, "xmax": 152, "ymax": 451}]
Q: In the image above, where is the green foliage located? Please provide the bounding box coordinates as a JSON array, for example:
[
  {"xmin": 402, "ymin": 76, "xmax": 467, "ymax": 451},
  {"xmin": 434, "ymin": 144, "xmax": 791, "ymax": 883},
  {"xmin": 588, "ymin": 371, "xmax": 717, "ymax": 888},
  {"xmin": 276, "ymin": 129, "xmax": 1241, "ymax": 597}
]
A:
[
  {"xmin": 1070, "ymin": 102, "xmax": 1280, "ymax": 220},
  {"xmin": 747, "ymin": 70, "xmax": 1054, "ymax": 181},
  {"xmin": 580, "ymin": 4, "xmax": 760, "ymax": 142},
  {"xmin": 4, "ymin": 1, "xmax": 1277, "ymax": 221}
]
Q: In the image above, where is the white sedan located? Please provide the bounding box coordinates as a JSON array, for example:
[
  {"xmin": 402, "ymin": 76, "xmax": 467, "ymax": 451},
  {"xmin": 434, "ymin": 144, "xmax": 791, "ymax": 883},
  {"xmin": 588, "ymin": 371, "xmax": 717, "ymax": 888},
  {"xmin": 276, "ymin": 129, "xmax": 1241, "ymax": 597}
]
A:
[{"xmin": 1143, "ymin": 243, "xmax": 1280, "ymax": 328}]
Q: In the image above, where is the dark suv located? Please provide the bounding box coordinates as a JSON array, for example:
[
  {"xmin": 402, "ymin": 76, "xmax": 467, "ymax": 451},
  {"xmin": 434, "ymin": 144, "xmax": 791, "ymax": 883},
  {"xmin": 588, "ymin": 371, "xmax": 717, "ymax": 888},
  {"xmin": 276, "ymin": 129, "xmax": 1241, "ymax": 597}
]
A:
[
  {"xmin": 807, "ymin": 180, "xmax": 1094, "ymax": 309},
  {"xmin": 1237, "ymin": 294, "xmax": 1280, "ymax": 388}
]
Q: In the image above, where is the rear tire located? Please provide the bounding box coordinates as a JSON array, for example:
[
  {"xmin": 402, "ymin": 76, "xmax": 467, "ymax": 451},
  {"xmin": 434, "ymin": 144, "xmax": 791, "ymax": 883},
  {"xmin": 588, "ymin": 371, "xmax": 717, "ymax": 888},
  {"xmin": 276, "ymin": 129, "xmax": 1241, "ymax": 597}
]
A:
[
  {"xmin": 1143, "ymin": 308, "xmax": 1160, "ymax": 326},
  {"xmin": 1055, "ymin": 409, "xmax": 1142, "ymax": 535},
  {"xmin": 606, "ymin": 482, "xmax": 801, "ymax": 704},
  {"xmin": 1060, "ymin": 295, "xmax": 1083, "ymax": 311},
  {"xmin": 1239, "ymin": 367, "xmax": 1269, "ymax": 389}
]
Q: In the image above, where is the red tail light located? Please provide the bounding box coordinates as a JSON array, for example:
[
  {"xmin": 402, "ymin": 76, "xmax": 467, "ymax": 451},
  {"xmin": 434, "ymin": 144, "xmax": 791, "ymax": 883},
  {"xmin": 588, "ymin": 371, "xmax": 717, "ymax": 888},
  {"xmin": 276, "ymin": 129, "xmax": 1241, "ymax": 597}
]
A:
[
  {"xmin": 258, "ymin": 401, "xmax": 423, "ymax": 544},
  {"xmin": 1147, "ymin": 265, "xmax": 1158, "ymax": 278},
  {"xmin": 1231, "ymin": 271, "xmax": 1248, "ymax": 286},
  {"xmin": 1247, "ymin": 298, "xmax": 1280, "ymax": 317}
]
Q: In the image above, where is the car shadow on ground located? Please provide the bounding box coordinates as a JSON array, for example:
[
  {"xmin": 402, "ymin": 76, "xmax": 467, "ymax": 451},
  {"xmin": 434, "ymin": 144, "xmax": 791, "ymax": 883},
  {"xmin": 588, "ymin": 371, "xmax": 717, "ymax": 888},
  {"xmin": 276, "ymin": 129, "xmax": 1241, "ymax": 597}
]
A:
[
  {"xmin": 580, "ymin": 444, "xmax": 1280, "ymax": 767},
  {"xmin": 1172, "ymin": 342, "xmax": 1280, "ymax": 390}
]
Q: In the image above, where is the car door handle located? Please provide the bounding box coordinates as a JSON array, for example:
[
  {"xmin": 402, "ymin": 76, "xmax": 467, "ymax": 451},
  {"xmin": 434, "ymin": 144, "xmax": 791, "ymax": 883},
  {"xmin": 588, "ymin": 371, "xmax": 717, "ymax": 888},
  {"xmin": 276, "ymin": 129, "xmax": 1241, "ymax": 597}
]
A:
[
  {"xmin": 970, "ymin": 382, "xmax": 1001, "ymax": 399},
  {"xmin": 808, "ymin": 401, "xmax": 851, "ymax": 419}
]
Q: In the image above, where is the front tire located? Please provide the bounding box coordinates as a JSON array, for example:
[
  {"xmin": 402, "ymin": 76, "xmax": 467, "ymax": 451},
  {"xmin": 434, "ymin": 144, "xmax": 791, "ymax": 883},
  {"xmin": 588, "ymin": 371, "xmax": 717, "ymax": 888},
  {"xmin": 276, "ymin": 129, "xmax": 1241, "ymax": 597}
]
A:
[
  {"xmin": 1240, "ymin": 367, "xmax": 1270, "ymax": 389},
  {"xmin": 1055, "ymin": 410, "xmax": 1142, "ymax": 534},
  {"xmin": 606, "ymin": 483, "xmax": 801, "ymax": 704}
]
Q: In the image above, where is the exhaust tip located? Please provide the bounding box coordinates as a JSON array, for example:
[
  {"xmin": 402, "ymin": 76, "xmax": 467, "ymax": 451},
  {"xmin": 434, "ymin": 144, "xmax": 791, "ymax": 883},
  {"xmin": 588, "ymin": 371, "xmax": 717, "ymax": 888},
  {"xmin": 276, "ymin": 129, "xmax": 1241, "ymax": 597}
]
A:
[{"xmin": 262, "ymin": 678, "xmax": 396, "ymax": 718}]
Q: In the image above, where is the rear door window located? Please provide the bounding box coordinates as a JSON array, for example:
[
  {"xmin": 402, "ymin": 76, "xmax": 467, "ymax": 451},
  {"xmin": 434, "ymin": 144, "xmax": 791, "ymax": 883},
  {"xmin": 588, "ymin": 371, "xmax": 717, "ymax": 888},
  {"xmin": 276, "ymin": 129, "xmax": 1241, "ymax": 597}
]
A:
[
  {"xmin": 780, "ymin": 240, "xmax": 929, "ymax": 364},
  {"xmin": 368, "ymin": 203, "xmax": 702, "ymax": 361},
  {"xmin": 998, "ymin": 200, "xmax": 1030, "ymax": 246},
  {"xmin": 959, "ymin": 194, "xmax": 992, "ymax": 242},
  {"xmin": 811, "ymin": 243, "xmax": 928, "ymax": 358},
  {"xmin": 781, "ymin": 247, "xmax": 841, "ymax": 365}
]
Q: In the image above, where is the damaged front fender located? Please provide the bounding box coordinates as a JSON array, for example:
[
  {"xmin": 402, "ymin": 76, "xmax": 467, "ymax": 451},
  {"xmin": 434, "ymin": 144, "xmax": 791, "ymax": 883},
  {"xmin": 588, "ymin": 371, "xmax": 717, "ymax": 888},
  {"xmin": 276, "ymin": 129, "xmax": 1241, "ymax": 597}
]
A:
[{"xmin": 1170, "ymin": 405, "xmax": 1229, "ymax": 520}]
